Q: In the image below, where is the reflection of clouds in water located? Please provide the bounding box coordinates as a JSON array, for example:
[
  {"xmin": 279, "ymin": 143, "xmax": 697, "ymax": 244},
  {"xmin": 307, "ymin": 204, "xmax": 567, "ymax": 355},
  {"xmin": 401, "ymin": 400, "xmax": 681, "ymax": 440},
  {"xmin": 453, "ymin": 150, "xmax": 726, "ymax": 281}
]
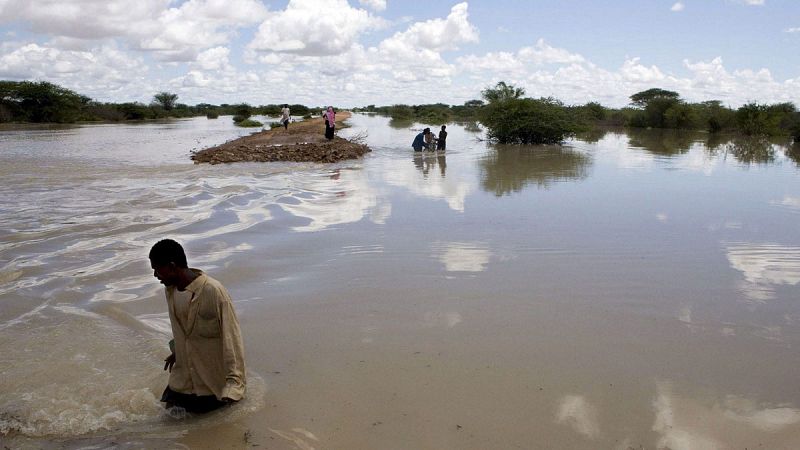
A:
[
  {"xmin": 678, "ymin": 306, "xmax": 692, "ymax": 324},
  {"xmin": 673, "ymin": 149, "xmax": 719, "ymax": 175},
  {"xmin": 423, "ymin": 311, "xmax": 462, "ymax": 328},
  {"xmin": 653, "ymin": 382, "xmax": 800, "ymax": 449},
  {"xmin": 555, "ymin": 395, "xmax": 600, "ymax": 439},
  {"xmin": 280, "ymin": 169, "xmax": 390, "ymax": 232},
  {"xmin": 725, "ymin": 242, "xmax": 800, "ymax": 302},
  {"xmin": 600, "ymin": 134, "xmax": 655, "ymax": 170},
  {"xmin": 770, "ymin": 195, "xmax": 800, "ymax": 212},
  {"xmin": 269, "ymin": 427, "xmax": 319, "ymax": 450},
  {"xmin": 383, "ymin": 156, "xmax": 472, "ymax": 212},
  {"xmin": 434, "ymin": 241, "xmax": 491, "ymax": 272}
]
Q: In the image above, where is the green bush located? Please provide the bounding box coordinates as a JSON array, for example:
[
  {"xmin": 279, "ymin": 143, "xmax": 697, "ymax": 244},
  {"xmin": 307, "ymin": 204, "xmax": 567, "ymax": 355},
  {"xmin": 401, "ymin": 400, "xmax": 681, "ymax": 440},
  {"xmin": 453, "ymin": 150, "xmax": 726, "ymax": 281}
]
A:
[
  {"xmin": 480, "ymin": 97, "xmax": 578, "ymax": 144},
  {"xmin": 235, "ymin": 119, "xmax": 263, "ymax": 127},
  {"xmin": 736, "ymin": 103, "xmax": 782, "ymax": 136},
  {"xmin": 206, "ymin": 111, "xmax": 219, "ymax": 119},
  {"xmin": 389, "ymin": 104, "xmax": 414, "ymax": 120}
]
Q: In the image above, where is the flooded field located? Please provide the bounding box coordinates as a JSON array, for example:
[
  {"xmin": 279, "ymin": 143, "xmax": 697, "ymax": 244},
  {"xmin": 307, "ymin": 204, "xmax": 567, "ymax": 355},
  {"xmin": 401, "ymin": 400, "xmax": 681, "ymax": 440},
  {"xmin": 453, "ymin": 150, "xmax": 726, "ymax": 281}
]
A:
[{"xmin": 1, "ymin": 114, "xmax": 799, "ymax": 449}]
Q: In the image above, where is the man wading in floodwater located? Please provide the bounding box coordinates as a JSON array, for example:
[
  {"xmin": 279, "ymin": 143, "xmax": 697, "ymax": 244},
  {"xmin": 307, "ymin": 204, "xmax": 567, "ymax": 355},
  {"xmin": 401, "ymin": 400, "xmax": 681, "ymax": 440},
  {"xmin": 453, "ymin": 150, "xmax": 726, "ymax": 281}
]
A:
[{"xmin": 149, "ymin": 239, "xmax": 246, "ymax": 413}]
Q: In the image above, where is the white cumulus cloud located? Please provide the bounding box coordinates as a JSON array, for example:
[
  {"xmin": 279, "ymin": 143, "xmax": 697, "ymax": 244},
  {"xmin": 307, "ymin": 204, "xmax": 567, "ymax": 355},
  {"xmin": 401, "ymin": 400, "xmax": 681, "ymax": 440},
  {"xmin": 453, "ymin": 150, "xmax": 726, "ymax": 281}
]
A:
[
  {"xmin": 359, "ymin": 0, "xmax": 386, "ymax": 11},
  {"xmin": 248, "ymin": 0, "xmax": 385, "ymax": 56}
]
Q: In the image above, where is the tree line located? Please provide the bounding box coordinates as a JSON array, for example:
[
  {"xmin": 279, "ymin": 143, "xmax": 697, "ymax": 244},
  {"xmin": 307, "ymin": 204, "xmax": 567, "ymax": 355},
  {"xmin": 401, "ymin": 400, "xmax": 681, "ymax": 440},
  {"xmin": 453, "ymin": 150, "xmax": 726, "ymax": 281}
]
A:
[
  {"xmin": 0, "ymin": 80, "xmax": 315, "ymax": 124},
  {"xmin": 3, "ymin": 79, "xmax": 799, "ymax": 146},
  {"xmin": 356, "ymin": 82, "xmax": 800, "ymax": 145}
]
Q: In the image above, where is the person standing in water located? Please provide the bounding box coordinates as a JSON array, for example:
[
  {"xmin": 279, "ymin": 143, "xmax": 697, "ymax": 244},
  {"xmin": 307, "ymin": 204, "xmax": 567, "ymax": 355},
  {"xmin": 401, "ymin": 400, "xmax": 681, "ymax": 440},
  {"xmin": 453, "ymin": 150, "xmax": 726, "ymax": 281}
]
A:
[
  {"xmin": 280, "ymin": 104, "xmax": 290, "ymax": 130},
  {"xmin": 424, "ymin": 127, "xmax": 435, "ymax": 150},
  {"xmin": 149, "ymin": 239, "xmax": 246, "ymax": 414},
  {"xmin": 412, "ymin": 128, "xmax": 429, "ymax": 152},
  {"xmin": 324, "ymin": 106, "xmax": 336, "ymax": 140},
  {"xmin": 437, "ymin": 125, "xmax": 447, "ymax": 151}
]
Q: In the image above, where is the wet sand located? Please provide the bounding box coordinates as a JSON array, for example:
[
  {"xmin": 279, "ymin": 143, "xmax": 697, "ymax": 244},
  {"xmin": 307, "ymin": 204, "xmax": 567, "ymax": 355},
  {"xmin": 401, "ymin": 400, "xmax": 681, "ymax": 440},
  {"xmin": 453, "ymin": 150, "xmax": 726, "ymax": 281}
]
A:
[{"xmin": 191, "ymin": 111, "xmax": 372, "ymax": 164}]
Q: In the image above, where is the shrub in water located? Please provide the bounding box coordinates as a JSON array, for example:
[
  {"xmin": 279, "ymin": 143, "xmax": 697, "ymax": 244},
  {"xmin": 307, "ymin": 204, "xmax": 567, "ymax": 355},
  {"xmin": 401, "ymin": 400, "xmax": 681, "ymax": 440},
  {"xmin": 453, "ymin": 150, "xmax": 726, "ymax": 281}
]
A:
[
  {"xmin": 235, "ymin": 119, "xmax": 263, "ymax": 127},
  {"xmin": 480, "ymin": 97, "xmax": 578, "ymax": 144}
]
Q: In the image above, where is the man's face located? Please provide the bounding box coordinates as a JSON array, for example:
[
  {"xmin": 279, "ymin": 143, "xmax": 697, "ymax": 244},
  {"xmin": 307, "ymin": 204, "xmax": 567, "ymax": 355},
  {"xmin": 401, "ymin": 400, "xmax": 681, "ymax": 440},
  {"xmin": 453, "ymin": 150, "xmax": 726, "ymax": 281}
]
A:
[{"xmin": 150, "ymin": 259, "xmax": 178, "ymax": 286}]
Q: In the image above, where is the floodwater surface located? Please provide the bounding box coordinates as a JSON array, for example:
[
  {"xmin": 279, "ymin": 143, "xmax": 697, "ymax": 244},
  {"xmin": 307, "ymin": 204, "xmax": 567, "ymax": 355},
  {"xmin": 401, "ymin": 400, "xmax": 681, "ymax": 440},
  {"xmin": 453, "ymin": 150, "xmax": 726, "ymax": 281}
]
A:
[{"xmin": 1, "ymin": 115, "xmax": 800, "ymax": 449}]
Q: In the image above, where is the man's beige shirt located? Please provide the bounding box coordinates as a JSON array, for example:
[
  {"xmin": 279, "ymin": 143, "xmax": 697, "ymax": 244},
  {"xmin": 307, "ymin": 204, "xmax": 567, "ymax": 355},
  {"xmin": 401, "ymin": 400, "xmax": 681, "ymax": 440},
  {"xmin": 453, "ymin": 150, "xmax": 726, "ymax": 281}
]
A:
[{"xmin": 165, "ymin": 270, "xmax": 246, "ymax": 401}]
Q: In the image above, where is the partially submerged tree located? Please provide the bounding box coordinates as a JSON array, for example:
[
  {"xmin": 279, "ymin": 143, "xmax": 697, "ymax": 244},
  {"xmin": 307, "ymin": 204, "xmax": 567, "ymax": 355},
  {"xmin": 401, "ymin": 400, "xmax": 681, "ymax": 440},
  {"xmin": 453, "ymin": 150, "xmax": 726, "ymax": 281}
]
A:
[{"xmin": 480, "ymin": 96, "xmax": 577, "ymax": 144}]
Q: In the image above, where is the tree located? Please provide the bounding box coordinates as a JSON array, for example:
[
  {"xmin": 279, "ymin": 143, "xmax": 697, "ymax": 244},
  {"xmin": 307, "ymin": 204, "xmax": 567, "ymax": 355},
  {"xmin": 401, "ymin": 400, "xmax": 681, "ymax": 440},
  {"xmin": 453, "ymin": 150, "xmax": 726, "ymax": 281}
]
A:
[
  {"xmin": 153, "ymin": 91, "xmax": 178, "ymax": 111},
  {"xmin": 480, "ymin": 97, "xmax": 577, "ymax": 144},
  {"xmin": 629, "ymin": 88, "xmax": 680, "ymax": 109},
  {"xmin": 0, "ymin": 80, "xmax": 88, "ymax": 122},
  {"xmin": 628, "ymin": 88, "xmax": 683, "ymax": 128},
  {"xmin": 481, "ymin": 81, "xmax": 525, "ymax": 104}
]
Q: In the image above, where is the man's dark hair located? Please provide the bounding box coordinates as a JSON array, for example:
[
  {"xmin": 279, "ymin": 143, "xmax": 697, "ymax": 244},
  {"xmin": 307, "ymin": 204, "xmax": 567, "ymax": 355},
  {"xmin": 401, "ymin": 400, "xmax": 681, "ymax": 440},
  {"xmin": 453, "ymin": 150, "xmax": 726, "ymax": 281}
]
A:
[{"xmin": 149, "ymin": 239, "xmax": 188, "ymax": 268}]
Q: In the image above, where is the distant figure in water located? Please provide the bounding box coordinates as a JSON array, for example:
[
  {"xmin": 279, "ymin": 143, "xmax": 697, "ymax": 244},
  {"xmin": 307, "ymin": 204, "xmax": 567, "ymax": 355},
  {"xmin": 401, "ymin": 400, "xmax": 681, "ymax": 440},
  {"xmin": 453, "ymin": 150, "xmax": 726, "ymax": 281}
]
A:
[
  {"xmin": 280, "ymin": 104, "xmax": 290, "ymax": 130},
  {"xmin": 149, "ymin": 239, "xmax": 246, "ymax": 414},
  {"xmin": 412, "ymin": 128, "xmax": 430, "ymax": 152},
  {"xmin": 324, "ymin": 106, "xmax": 336, "ymax": 140},
  {"xmin": 437, "ymin": 125, "xmax": 447, "ymax": 151}
]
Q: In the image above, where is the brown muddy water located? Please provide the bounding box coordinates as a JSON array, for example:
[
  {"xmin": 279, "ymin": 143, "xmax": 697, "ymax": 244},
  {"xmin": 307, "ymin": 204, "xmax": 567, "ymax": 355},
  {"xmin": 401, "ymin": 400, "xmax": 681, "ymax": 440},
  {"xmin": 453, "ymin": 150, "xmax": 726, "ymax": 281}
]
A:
[{"xmin": 1, "ymin": 115, "xmax": 800, "ymax": 449}]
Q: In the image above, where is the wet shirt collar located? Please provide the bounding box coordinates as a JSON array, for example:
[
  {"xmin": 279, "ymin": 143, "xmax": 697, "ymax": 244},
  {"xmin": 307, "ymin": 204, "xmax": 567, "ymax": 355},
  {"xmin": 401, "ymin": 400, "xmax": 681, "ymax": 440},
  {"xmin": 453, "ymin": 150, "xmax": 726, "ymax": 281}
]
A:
[{"xmin": 181, "ymin": 269, "xmax": 205, "ymax": 296}]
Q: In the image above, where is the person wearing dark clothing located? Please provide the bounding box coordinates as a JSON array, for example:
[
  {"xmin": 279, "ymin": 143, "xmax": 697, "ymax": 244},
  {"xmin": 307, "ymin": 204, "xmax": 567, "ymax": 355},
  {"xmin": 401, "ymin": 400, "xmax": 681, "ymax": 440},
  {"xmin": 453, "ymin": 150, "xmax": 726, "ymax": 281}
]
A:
[
  {"xmin": 437, "ymin": 125, "xmax": 447, "ymax": 151},
  {"xmin": 412, "ymin": 129, "xmax": 428, "ymax": 151}
]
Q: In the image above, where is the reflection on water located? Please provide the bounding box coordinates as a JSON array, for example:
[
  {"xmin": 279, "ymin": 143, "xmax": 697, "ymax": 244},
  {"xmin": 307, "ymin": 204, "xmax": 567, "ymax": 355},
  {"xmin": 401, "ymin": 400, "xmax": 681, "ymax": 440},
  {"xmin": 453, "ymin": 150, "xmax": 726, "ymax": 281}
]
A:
[
  {"xmin": 381, "ymin": 151, "xmax": 471, "ymax": 212},
  {"xmin": 412, "ymin": 151, "xmax": 447, "ymax": 177},
  {"xmin": 388, "ymin": 117, "xmax": 413, "ymax": 129},
  {"xmin": 479, "ymin": 144, "xmax": 591, "ymax": 196},
  {"xmin": 787, "ymin": 143, "xmax": 800, "ymax": 166},
  {"xmin": 276, "ymin": 168, "xmax": 391, "ymax": 232},
  {"xmin": 461, "ymin": 121, "xmax": 482, "ymax": 134},
  {"xmin": 555, "ymin": 395, "xmax": 600, "ymax": 440},
  {"xmin": 725, "ymin": 242, "xmax": 800, "ymax": 303},
  {"xmin": 433, "ymin": 241, "xmax": 491, "ymax": 272},
  {"xmin": 2, "ymin": 114, "xmax": 800, "ymax": 448},
  {"xmin": 725, "ymin": 136, "xmax": 777, "ymax": 164},
  {"xmin": 626, "ymin": 128, "xmax": 702, "ymax": 156},
  {"xmin": 653, "ymin": 382, "xmax": 800, "ymax": 449},
  {"xmin": 574, "ymin": 127, "xmax": 609, "ymax": 144}
]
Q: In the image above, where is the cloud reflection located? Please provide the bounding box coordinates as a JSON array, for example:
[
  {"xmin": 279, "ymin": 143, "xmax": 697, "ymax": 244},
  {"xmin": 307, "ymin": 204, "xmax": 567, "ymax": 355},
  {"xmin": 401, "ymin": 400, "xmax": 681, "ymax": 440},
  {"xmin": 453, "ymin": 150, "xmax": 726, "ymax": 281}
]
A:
[
  {"xmin": 725, "ymin": 242, "xmax": 800, "ymax": 302},
  {"xmin": 653, "ymin": 382, "xmax": 800, "ymax": 449},
  {"xmin": 382, "ymin": 154, "xmax": 472, "ymax": 212},
  {"xmin": 279, "ymin": 168, "xmax": 390, "ymax": 232},
  {"xmin": 434, "ymin": 241, "xmax": 491, "ymax": 272},
  {"xmin": 555, "ymin": 395, "xmax": 600, "ymax": 439}
]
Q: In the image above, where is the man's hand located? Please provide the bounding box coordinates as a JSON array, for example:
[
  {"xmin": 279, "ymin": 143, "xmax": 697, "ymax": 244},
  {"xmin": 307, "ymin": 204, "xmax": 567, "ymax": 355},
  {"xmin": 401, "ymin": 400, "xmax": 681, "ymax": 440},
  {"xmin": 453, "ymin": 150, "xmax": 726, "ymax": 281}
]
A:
[{"xmin": 164, "ymin": 353, "xmax": 176, "ymax": 372}]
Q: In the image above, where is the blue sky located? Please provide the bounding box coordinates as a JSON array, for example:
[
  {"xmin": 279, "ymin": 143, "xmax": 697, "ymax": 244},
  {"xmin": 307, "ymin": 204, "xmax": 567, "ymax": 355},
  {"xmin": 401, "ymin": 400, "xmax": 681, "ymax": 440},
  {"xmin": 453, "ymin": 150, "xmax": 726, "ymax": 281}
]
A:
[{"xmin": 0, "ymin": 0, "xmax": 798, "ymax": 107}]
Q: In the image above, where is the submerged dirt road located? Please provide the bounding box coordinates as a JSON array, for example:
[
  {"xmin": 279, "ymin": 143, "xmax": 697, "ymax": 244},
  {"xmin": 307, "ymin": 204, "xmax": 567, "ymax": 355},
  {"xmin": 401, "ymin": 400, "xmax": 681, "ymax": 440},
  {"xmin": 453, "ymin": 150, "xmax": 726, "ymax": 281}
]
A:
[{"xmin": 191, "ymin": 111, "xmax": 371, "ymax": 164}]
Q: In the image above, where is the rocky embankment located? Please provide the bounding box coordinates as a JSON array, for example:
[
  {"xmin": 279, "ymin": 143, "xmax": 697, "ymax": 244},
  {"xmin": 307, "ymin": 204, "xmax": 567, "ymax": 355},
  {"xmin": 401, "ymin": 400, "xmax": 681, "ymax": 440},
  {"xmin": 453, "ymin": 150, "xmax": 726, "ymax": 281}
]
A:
[{"xmin": 191, "ymin": 111, "xmax": 371, "ymax": 164}]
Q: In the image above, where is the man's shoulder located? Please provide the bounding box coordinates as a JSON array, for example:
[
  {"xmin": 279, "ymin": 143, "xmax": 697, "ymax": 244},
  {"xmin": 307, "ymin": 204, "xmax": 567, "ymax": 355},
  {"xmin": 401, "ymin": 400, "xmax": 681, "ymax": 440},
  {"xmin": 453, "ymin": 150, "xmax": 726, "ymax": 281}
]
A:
[{"xmin": 194, "ymin": 272, "xmax": 231, "ymax": 300}]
